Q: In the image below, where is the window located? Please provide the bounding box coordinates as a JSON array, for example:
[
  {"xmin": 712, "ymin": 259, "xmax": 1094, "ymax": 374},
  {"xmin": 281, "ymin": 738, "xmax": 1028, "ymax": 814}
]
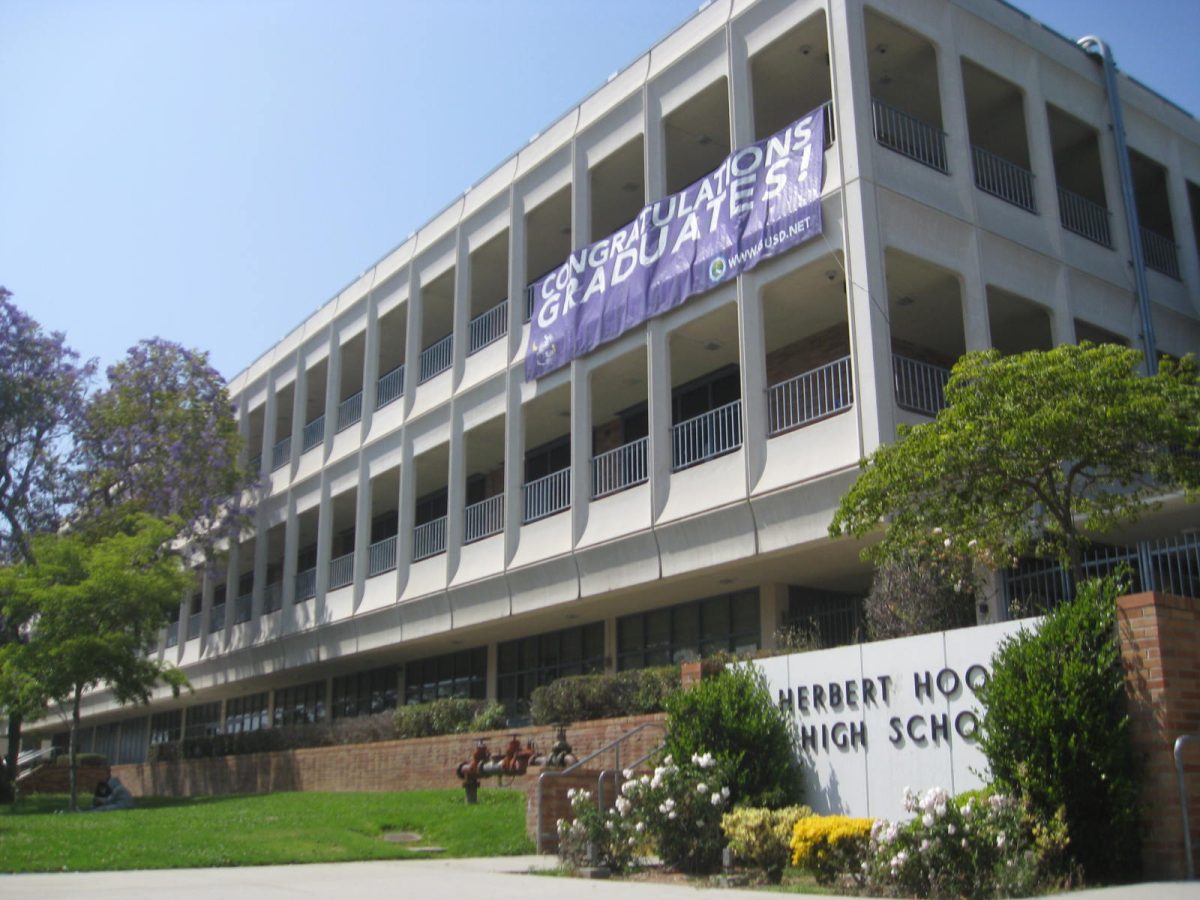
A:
[
  {"xmin": 225, "ymin": 692, "xmax": 269, "ymax": 734},
  {"xmin": 149, "ymin": 710, "xmax": 182, "ymax": 745},
  {"xmin": 497, "ymin": 622, "xmax": 605, "ymax": 714},
  {"xmin": 332, "ymin": 666, "xmax": 399, "ymax": 719},
  {"xmin": 671, "ymin": 364, "xmax": 740, "ymax": 424},
  {"xmin": 617, "ymin": 590, "xmax": 759, "ymax": 670},
  {"xmin": 185, "ymin": 701, "xmax": 223, "ymax": 738},
  {"xmin": 414, "ymin": 488, "xmax": 448, "ymax": 526},
  {"xmin": 405, "ymin": 647, "xmax": 487, "ymax": 705},
  {"xmin": 785, "ymin": 587, "xmax": 864, "ymax": 649},
  {"xmin": 273, "ymin": 680, "xmax": 325, "ymax": 727},
  {"xmin": 524, "ymin": 435, "xmax": 570, "ymax": 482}
]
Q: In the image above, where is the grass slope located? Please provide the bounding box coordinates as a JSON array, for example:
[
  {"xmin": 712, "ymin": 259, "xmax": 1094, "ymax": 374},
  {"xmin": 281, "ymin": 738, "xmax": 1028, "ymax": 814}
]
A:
[{"xmin": 0, "ymin": 789, "xmax": 532, "ymax": 873}]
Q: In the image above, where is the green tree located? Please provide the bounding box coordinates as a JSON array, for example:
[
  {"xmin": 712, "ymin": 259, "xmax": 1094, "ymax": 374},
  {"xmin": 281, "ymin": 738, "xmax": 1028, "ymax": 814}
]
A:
[
  {"xmin": 976, "ymin": 576, "xmax": 1140, "ymax": 882},
  {"xmin": 830, "ymin": 344, "xmax": 1199, "ymax": 580},
  {"xmin": 0, "ymin": 515, "xmax": 191, "ymax": 810}
]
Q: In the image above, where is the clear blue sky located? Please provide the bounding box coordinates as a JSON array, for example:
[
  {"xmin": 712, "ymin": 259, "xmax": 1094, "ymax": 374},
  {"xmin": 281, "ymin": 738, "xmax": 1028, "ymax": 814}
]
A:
[{"xmin": 2, "ymin": 0, "xmax": 1197, "ymax": 382}]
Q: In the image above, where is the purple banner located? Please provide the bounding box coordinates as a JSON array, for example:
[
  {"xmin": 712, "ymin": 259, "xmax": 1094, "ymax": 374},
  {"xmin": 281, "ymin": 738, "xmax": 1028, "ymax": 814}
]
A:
[{"xmin": 525, "ymin": 107, "xmax": 825, "ymax": 380}]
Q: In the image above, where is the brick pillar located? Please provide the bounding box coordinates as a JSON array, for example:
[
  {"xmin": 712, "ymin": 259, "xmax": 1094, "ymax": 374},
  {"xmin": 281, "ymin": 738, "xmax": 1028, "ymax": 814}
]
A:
[{"xmin": 1117, "ymin": 591, "xmax": 1200, "ymax": 879}]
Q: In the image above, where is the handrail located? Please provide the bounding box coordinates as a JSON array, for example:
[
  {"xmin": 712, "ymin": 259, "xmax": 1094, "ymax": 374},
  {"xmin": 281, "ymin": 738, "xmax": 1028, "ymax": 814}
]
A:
[
  {"xmin": 535, "ymin": 720, "xmax": 667, "ymax": 854},
  {"xmin": 596, "ymin": 731, "xmax": 671, "ymax": 813},
  {"xmin": 1175, "ymin": 734, "xmax": 1199, "ymax": 879}
]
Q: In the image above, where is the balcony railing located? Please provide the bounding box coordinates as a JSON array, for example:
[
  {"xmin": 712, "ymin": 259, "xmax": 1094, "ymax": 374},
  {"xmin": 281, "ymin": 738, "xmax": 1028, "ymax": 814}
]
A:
[
  {"xmin": 419, "ymin": 334, "xmax": 453, "ymax": 383},
  {"xmin": 165, "ymin": 620, "xmax": 179, "ymax": 649},
  {"xmin": 893, "ymin": 354, "xmax": 951, "ymax": 417},
  {"xmin": 525, "ymin": 282, "xmax": 538, "ymax": 322},
  {"xmin": 376, "ymin": 364, "xmax": 405, "ymax": 409},
  {"xmin": 367, "ymin": 534, "xmax": 398, "ymax": 576},
  {"xmin": 768, "ymin": 356, "xmax": 853, "ymax": 436},
  {"xmin": 328, "ymin": 551, "xmax": 354, "ymax": 590},
  {"xmin": 336, "ymin": 391, "xmax": 363, "ymax": 432},
  {"xmin": 263, "ymin": 581, "xmax": 282, "ymax": 614},
  {"xmin": 209, "ymin": 602, "xmax": 225, "ymax": 633},
  {"xmin": 871, "ymin": 98, "xmax": 948, "ymax": 173},
  {"xmin": 234, "ymin": 592, "xmax": 252, "ymax": 623},
  {"xmin": 672, "ymin": 400, "xmax": 743, "ymax": 471},
  {"xmin": 413, "ymin": 517, "xmax": 447, "ymax": 561},
  {"xmin": 591, "ymin": 437, "xmax": 648, "ymax": 499},
  {"xmin": 1003, "ymin": 533, "xmax": 1199, "ymax": 614},
  {"xmin": 523, "ymin": 468, "xmax": 571, "ymax": 523},
  {"xmin": 302, "ymin": 416, "xmax": 325, "ymax": 453},
  {"xmin": 469, "ymin": 300, "xmax": 508, "ymax": 354},
  {"xmin": 1140, "ymin": 227, "xmax": 1181, "ymax": 279},
  {"xmin": 971, "ymin": 146, "xmax": 1035, "ymax": 213},
  {"xmin": 464, "ymin": 494, "xmax": 504, "ymax": 543},
  {"xmin": 1057, "ymin": 186, "xmax": 1112, "ymax": 247},
  {"xmin": 295, "ymin": 567, "xmax": 317, "ymax": 601},
  {"xmin": 270, "ymin": 435, "xmax": 291, "ymax": 471},
  {"xmin": 187, "ymin": 612, "xmax": 202, "ymax": 641}
]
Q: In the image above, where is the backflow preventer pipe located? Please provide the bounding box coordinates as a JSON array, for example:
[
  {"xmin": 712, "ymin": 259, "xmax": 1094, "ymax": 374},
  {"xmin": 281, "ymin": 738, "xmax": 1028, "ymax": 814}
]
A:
[{"xmin": 1076, "ymin": 35, "xmax": 1158, "ymax": 374}]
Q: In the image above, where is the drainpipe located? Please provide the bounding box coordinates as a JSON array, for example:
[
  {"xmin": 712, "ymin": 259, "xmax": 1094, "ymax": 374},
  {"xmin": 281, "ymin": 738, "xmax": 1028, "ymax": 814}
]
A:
[{"xmin": 1077, "ymin": 36, "xmax": 1158, "ymax": 374}]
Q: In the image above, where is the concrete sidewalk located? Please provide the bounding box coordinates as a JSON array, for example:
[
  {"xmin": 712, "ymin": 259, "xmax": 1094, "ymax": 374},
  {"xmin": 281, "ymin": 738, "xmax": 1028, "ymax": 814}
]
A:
[{"xmin": 1, "ymin": 856, "xmax": 1196, "ymax": 899}]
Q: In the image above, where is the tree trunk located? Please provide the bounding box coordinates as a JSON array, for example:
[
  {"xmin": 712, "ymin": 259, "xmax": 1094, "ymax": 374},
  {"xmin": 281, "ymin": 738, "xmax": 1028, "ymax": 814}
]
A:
[
  {"xmin": 69, "ymin": 686, "xmax": 81, "ymax": 813},
  {"xmin": 2, "ymin": 713, "xmax": 19, "ymax": 803}
]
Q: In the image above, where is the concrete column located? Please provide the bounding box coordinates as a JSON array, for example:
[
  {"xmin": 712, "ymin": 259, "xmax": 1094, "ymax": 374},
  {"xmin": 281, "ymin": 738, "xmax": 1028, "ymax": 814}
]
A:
[
  {"xmin": 314, "ymin": 481, "xmax": 333, "ymax": 618},
  {"xmin": 737, "ymin": 270, "xmax": 768, "ymax": 493},
  {"xmin": 289, "ymin": 351, "xmax": 305, "ymax": 472},
  {"xmin": 282, "ymin": 496, "xmax": 300, "ymax": 615},
  {"xmin": 223, "ymin": 540, "xmax": 239, "ymax": 640},
  {"xmin": 261, "ymin": 374, "xmax": 278, "ymax": 483},
  {"xmin": 486, "ymin": 643, "xmax": 499, "ymax": 702},
  {"xmin": 933, "ymin": 19, "xmax": 975, "ymax": 204},
  {"xmin": 502, "ymin": 377, "xmax": 524, "ymax": 566},
  {"xmin": 361, "ymin": 287, "xmax": 381, "ymax": 435},
  {"xmin": 1048, "ymin": 264, "xmax": 1077, "ymax": 347},
  {"xmin": 644, "ymin": 83, "xmax": 666, "ymax": 205},
  {"xmin": 395, "ymin": 438, "xmax": 415, "ymax": 598},
  {"xmin": 452, "ymin": 229, "xmax": 470, "ymax": 385},
  {"xmin": 759, "ymin": 583, "xmax": 790, "ymax": 651},
  {"xmin": 726, "ymin": 18, "xmax": 754, "ymax": 148},
  {"xmin": 1022, "ymin": 54, "xmax": 1066, "ymax": 257},
  {"xmin": 572, "ymin": 141, "xmax": 591, "ymax": 249},
  {"xmin": 403, "ymin": 269, "xmax": 421, "ymax": 417},
  {"xmin": 446, "ymin": 405, "xmax": 466, "ymax": 579},
  {"xmin": 569, "ymin": 359, "xmax": 591, "ymax": 545},
  {"xmin": 1165, "ymin": 138, "xmax": 1200, "ymax": 296},
  {"xmin": 323, "ymin": 332, "xmax": 340, "ymax": 455},
  {"xmin": 508, "ymin": 190, "xmax": 527, "ymax": 356},
  {"xmin": 352, "ymin": 457, "xmax": 371, "ymax": 611},
  {"xmin": 646, "ymin": 319, "xmax": 672, "ymax": 521}
]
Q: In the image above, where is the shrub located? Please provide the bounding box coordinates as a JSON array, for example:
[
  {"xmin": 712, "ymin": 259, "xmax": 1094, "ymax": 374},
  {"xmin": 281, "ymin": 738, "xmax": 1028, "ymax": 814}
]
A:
[
  {"xmin": 530, "ymin": 667, "xmax": 678, "ymax": 724},
  {"xmin": 54, "ymin": 752, "xmax": 108, "ymax": 768},
  {"xmin": 864, "ymin": 532, "xmax": 983, "ymax": 640},
  {"xmin": 721, "ymin": 805, "xmax": 812, "ymax": 883},
  {"xmin": 663, "ymin": 664, "xmax": 803, "ymax": 808},
  {"xmin": 861, "ymin": 786, "xmax": 1073, "ymax": 898},
  {"xmin": 790, "ymin": 814, "xmax": 874, "ymax": 887},
  {"xmin": 623, "ymin": 751, "xmax": 731, "ymax": 873},
  {"xmin": 394, "ymin": 697, "xmax": 507, "ymax": 738},
  {"xmin": 556, "ymin": 786, "xmax": 640, "ymax": 873},
  {"xmin": 977, "ymin": 575, "xmax": 1140, "ymax": 882}
]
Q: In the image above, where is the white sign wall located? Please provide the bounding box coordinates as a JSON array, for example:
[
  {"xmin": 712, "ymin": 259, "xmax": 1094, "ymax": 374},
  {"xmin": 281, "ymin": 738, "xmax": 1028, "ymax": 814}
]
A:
[{"xmin": 754, "ymin": 618, "xmax": 1034, "ymax": 822}]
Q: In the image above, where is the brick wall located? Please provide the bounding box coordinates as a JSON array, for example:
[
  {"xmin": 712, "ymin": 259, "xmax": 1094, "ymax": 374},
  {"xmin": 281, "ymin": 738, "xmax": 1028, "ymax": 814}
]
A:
[
  {"xmin": 1117, "ymin": 592, "xmax": 1200, "ymax": 879},
  {"xmin": 764, "ymin": 325, "xmax": 849, "ymax": 387},
  {"xmin": 19, "ymin": 763, "xmax": 111, "ymax": 796},
  {"xmin": 112, "ymin": 712, "xmax": 666, "ymax": 843}
]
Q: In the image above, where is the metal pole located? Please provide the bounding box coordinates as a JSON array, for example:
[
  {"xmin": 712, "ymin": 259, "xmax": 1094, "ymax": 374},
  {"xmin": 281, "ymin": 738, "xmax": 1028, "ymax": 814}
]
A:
[
  {"xmin": 1076, "ymin": 36, "xmax": 1158, "ymax": 375},
  {"xmin": 1175, "ymin": 735, "xmax": 1198, "ymax": 879}
]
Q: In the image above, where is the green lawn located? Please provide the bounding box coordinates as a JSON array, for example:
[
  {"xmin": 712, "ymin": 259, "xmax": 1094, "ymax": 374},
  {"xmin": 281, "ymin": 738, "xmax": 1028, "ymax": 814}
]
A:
[{"xmin": 0, "ymin": 789, "xmax": 533, "ymax": 873}]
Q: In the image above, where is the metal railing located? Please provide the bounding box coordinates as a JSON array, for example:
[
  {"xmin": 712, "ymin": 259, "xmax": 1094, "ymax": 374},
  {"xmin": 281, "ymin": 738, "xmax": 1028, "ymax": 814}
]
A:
[
  {"xmin": 376, "ymin": 364, "xmax": 404, "ymax": 409},
  {"xmin": 301, "ymin": 416, "xmax": 324, "ymax": 453},
  {"xmin": 263, "ymin": 581, "xmax": 282, "ymax": 614},
  {"xmin": 413, "ymin": 517, "xmax": 447, "ymax": 561},
  {"xmin": 872, "ymin": 98, "xmax": 948, "ymax": 173},
  {"xmin": 295, "ymin": 567, "xmax": 317, "ymax": 601},
  {"xmin": 525, "ymin": 282, "xmax": 538, "ymax": 322},
  {"xmin": 592, "ymin": 436, "xmax": 648, "ymax": 498},
  {"xmin": 328, "ymin": 552, "xmax": 354, "ymax": 590},
  {"xmin": 234, "ymin": 592, "xmax": 252, "ymax": 623},
  {"xmin": 1003, "ymin": 532, "xmax": 1200, "ymax": 614},
  {"xmin": 1141, "ymin": 227, "xmax": 1181, "ymax": 279},
  {"xmin": 464, "ymin": 494, "xmax": 504, "ymax": 543},
  {"xmin": 672, "ymin": 400, "xmax": 743, "ymax": 471},
  {"xmin": 368, "ymin": 534, "xmax": 398, "ymax": 576},
  {"xmin": 971, "ymin": 145, "xmax": 1035, "ymax": 212},
  {"xmin": 418, "ymin": 334, "xmax": 453, "ymax": 383},
  {"xmin": 523, "ymin": 468, "xmax": 571, "ymax": 523},
  {"xmin": 187, "ymin": 612, "xmax": 202, "ymax": 641},
  {"xmin": 1057, "ymin": 186, "xmax": 1113, "ymax": 247},
  {"xmin": 893, "ymin": 354, "xmax": 951, "ymax": 417},
  {"xmin": 270, "ymin": 435, "xmax": 291, "ymax": 471},
  {"xmin": 468, "ymin": 299, "xmax": 508, "ymax": 354},
  {"xmin": 768, "ymin": 356, "xmax": 853, "ymax": 436},
  {"xmin": 535, "ymin": 720, "xmax": 667, "ymax": 854},
  {"xmin": 336, "ymin": 391, "xmax": 363, "ymax": 432},
  {"xmin": 165, "ymin": 620, "xmax": 179, "ymax": 648},
  {"xmin": 209, "ymin": 602, "xmax": 225, "ymax": 633}
]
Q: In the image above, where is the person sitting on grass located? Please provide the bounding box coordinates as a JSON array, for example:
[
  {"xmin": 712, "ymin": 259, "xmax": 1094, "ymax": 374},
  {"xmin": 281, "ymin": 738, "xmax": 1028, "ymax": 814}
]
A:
[{"xmin": 87, "ymin": 776, "xmax": 134, "ymax": 812}]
